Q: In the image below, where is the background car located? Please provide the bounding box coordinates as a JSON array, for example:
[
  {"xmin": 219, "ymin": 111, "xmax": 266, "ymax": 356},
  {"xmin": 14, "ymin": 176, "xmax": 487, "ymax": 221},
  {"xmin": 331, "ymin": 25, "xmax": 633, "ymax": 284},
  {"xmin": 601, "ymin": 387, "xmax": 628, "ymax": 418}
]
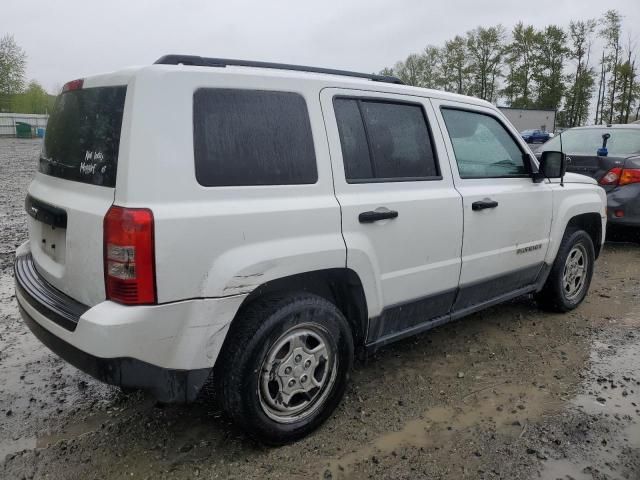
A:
[
  {"xmin": 539, "ymin": 124, "xmax": 640, "ymax": 229},
  {"xmin": 521, "ymin": 129, "xmax": 551, "ymax": 143}
]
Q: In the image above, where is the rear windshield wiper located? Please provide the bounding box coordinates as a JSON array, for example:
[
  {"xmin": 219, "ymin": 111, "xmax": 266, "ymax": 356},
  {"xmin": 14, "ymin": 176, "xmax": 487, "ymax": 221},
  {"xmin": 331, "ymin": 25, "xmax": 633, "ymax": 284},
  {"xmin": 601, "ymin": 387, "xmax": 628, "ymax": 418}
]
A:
[{"xmin": 40, "ymin": 156, "xmax": 75, "ymax": 169}]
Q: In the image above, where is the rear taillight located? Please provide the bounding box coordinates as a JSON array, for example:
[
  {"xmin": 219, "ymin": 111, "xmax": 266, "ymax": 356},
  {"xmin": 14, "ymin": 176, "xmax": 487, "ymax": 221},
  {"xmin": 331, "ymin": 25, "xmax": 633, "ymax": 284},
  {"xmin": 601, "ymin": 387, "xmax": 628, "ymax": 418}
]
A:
[
  {"xmin": 61, "ymin": 78, "xmax": 84, "ymax": 92},
  {"xmin": 619, "ymin": 168, "xmax": 640, "ymax": 186},
  {"xmin": 599, "ymin": 168, "xmax": 622, "ymax": 185},
  {"xmin": 104, "ymin": 206, "xmax": 156, "ymax": 305},
  {"xmin": 600, "ymin": 167, "xmax": 640, "ymax": 186}
]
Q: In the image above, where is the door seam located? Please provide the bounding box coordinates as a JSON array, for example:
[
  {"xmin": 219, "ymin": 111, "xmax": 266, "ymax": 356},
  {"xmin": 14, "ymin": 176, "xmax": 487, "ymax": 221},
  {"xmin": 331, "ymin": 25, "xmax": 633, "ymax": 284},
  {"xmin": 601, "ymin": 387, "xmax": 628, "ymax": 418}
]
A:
[
  {"xmin": 318, "ymin": 88, "xmax": 349, "ymax": 269},
  {"xmin": 428, "ymin": 98, "xmax": 465, "ymax": 311}
]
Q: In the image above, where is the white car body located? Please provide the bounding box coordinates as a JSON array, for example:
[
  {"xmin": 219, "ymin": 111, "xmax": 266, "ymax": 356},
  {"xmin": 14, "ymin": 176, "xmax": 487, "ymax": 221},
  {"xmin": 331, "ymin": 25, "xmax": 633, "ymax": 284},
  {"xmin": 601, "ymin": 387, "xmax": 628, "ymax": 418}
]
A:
[{"xmin": 15, "ymin": 60, "xmax": 607, "ymax": 402}]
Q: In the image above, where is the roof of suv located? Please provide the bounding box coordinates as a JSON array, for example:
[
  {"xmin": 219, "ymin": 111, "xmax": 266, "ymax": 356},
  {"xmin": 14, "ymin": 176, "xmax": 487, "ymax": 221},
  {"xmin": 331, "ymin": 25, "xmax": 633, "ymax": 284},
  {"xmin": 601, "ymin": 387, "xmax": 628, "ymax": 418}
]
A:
[{"xmin": 81, "ymin": 55, "xmax": 495, "ymax": 110}]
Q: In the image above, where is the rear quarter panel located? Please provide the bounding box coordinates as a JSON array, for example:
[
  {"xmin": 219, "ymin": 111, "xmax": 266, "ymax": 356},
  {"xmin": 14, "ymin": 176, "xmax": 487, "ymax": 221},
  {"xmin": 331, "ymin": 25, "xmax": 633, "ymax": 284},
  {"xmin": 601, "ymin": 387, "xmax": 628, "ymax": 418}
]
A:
[{"xmin": 114, "ymin": 67, "xmax": 345, "ymax": 302}]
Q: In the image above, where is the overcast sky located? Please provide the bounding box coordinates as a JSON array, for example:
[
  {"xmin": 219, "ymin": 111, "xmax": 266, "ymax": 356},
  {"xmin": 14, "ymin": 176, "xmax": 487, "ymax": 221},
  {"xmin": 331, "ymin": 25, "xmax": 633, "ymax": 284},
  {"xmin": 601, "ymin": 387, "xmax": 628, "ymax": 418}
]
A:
[{"xmin": 2, "ymin": 0, "xmax": 639, "ymax": 93}]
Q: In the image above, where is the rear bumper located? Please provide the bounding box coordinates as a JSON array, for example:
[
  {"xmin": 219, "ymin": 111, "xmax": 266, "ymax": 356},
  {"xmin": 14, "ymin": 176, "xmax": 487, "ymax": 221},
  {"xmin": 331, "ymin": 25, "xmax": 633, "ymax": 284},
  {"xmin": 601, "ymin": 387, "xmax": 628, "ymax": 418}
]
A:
[
  {"xmin": 14, "ymin": 243, "xmax": 247, "ymax": 402},
  {"xmin": 18, "ymin": 302, "xmax": 208, "ymax": 402},
  {"xmin": 607, "ymin": 184, "xmax": 640, "ymax": 227}
]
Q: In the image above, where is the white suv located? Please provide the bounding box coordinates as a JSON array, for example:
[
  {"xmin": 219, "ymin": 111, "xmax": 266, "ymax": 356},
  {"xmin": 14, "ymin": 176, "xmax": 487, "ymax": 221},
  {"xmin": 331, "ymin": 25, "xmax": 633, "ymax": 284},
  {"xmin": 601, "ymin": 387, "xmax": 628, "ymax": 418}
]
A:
[{"xmin": 15, "ymin": 55, "xmax": 606, "ymax": 444}]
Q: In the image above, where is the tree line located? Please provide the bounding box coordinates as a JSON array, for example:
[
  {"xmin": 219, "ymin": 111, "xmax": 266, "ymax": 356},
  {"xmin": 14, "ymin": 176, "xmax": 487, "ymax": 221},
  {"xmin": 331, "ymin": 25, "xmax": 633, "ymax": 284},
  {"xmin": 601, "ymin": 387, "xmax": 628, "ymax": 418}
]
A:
[
  {"xmin": 0, "ymin": 34, "xmax": 55, "ymax": 114},
  {"xmin": 380, "ymin": 10, "xmax": 638, "ymax": 128}
]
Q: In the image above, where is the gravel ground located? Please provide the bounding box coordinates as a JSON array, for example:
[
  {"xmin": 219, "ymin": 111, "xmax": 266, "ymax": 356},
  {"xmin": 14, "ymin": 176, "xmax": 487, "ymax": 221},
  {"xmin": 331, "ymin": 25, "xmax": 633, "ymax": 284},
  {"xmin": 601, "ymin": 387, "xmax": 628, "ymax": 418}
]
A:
[{"xmin": 1, "ymin": 138, "xmax": 639, "ymax": 480}]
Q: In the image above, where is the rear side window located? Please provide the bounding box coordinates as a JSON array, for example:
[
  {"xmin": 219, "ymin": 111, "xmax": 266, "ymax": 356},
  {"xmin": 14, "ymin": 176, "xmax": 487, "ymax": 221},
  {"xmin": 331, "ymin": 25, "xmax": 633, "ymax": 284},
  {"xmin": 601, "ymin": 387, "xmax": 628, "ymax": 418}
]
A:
[
  {"xmin": 334, "ymin": 98, "xmax": 439, "ymax": 182},
  {"xmin": 193, "ymin": 89, "xmax": 317, "ymax": 186},
  {"xmin": 40, "ymin": 86, "xmax": 127, "ymax": 188}
]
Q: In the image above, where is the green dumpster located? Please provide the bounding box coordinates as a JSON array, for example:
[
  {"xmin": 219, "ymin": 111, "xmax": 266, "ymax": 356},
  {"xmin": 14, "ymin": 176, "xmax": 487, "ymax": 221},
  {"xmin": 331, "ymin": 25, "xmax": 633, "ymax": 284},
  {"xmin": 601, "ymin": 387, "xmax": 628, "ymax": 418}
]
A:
[{"xmin": 15, "ymin": 122, "xmax": 33, "ymax": 139}]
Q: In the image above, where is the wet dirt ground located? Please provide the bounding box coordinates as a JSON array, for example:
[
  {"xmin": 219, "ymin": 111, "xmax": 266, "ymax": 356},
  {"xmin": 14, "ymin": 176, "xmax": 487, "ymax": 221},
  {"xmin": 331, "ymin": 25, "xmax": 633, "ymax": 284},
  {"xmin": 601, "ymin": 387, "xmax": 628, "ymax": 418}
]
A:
[{"xmin": 1, "ymin": 138, "xmax": 639, "ymax": 479}]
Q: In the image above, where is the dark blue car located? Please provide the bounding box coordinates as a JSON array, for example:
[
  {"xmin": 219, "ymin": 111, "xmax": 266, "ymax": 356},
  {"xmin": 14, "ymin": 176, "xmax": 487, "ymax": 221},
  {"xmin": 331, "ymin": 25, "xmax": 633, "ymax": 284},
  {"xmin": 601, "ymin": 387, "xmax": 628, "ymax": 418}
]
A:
[{"xmin": 521, "ymin": 129, "xmax": 550, "ymax": 144}]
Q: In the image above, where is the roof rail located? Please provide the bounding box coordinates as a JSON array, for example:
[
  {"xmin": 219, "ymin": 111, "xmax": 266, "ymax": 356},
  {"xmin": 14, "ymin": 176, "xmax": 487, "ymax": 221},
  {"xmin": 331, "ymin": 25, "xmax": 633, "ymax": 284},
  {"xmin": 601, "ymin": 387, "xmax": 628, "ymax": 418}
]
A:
[{"xmin": 154, "ymin": 54, "xmax": 404, "ymax": 85}]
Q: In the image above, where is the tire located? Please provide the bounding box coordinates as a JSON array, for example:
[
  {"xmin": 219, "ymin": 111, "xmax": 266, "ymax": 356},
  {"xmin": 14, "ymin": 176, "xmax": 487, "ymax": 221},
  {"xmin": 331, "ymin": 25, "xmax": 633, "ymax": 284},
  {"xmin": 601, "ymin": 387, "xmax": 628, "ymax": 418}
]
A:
[
  {"xmin": 213, "ymin": 293, "xmax": 354, "ymax": 445},
  {"xmin": 536, "ymin": 229, "xmax": 595, "ymax": 312}
]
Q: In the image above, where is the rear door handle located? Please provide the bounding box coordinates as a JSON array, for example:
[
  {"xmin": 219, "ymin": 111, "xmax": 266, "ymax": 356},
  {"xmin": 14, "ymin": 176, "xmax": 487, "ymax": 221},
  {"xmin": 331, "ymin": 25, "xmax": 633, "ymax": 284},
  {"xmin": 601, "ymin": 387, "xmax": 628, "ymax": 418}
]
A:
[
  {"xmin": 472, "ymin": 199, "xmax": 499, "ymax": 211},
  {"xmin": 359, "ymin": 209, "xmax": 399, "ymax": 223}
]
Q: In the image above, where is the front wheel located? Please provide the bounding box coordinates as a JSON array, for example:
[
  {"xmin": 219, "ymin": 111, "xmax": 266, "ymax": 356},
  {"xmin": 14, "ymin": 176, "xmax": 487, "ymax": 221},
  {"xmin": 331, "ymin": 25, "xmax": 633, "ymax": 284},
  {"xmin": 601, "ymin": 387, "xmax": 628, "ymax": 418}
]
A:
[
  {"xmin": 536, "ymin": 229, "xmax": 595, "ymax": 312},
  {"xmin": 214, "ymin": 293, "xmax": 354, "ymax": 445}
]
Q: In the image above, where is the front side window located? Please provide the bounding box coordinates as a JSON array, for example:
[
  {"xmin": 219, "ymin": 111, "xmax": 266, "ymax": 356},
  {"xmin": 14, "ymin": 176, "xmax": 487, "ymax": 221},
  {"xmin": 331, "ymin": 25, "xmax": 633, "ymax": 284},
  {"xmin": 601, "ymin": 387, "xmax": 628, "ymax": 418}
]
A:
[
  {"xmin": 334, "ymin": 98, "xmax": 439, "ymax": 182},
  {"xmin": 193, "ymin": 89, "xmax": 317, "ymax": 186},
  {"xmin": 441, "ymin": 108, "xmax": 527, "ymax": 179}
]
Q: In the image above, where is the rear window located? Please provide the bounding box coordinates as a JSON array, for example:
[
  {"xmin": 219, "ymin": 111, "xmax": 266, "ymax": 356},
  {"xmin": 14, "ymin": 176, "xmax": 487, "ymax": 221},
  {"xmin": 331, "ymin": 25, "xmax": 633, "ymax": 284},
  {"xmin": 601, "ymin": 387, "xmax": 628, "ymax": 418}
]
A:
[
  {"xmin": 193, "ymin": 89, "xmax": 317, "ymax": 187},
  {"xmin": 543, "ymin": 128, "xmax": 640, "ymax": 156},
  {"xmin": 40, "ymin": 86, "xmax": 126, "ymax": 188}
]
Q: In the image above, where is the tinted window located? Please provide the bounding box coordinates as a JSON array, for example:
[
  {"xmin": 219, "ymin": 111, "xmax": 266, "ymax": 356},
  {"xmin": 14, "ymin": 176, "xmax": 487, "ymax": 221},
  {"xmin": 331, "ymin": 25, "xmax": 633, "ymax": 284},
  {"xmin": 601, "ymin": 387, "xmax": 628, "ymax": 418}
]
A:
[
  {"xmin": 334, "ymin": 98, "xmax": 439, "ymax": 182},
  {"xmin": 40, "ymin": 86, "xmax": 126, "ymax": 188},
  {"xmin": 333, "ymin": 99, "xmax": 373, "ymax": 179},
  {"xmin": 194, "ymin": 89, "xmax": 317, "ymax": 186},
  {"xmin": 441, "ymin": 108, "xmax": 527, "ymax": 178}
]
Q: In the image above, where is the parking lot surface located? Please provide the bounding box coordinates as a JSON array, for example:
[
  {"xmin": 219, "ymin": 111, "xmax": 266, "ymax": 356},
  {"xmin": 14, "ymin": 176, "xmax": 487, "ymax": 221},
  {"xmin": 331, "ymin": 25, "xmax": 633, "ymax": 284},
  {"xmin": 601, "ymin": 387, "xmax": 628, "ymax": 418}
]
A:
[{"xmin": 1, "ymin": 138, "xmax": 639, "ymax": 479}]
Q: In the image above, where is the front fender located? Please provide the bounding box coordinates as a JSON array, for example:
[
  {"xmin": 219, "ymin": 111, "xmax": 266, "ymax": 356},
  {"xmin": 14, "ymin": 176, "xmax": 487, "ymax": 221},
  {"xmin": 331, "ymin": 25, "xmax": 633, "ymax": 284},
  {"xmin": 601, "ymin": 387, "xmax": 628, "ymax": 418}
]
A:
[{"xmin": 545, "ymin": 183, "xmax": 606, "ymax": 264}]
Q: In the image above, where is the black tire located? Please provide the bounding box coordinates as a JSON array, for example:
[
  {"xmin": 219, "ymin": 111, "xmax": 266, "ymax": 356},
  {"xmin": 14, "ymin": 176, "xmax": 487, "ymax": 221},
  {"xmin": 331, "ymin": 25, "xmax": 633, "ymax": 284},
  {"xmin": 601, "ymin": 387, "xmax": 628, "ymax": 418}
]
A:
[
  {"xmin": 536, "ymin": 229, "xmax": 595, "ymax": 312},
  {"xmin": 213, "ymin": 293, "xmax": 354, "ymax": 445}
]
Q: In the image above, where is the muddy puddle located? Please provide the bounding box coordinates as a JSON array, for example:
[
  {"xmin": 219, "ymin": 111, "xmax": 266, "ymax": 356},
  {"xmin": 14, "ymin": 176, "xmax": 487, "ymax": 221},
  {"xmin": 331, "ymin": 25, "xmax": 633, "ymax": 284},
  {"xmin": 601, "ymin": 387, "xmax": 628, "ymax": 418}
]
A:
[
  {"xmin": 322, "ymin": 341, "xmax": 583, "ymax": 479},
  {"xmin": 319, "ymin": 251, "xmax": 640, "ymax": 480},
  {"xmin": 0, "ymin": 266, "xmax": 118, "ymax": 464},
  {"xmin": 540, "ymin": 333, "xmax": 640, "ymax": 480}
]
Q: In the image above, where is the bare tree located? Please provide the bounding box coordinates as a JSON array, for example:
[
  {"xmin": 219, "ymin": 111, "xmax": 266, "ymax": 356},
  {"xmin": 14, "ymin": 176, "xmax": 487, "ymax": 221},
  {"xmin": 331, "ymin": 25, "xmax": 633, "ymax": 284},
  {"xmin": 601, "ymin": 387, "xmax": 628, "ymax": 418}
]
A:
[
  {"xmin": 595, "ymin": 51, "xmax": 606, "ymax": 124},
  {"xmin": 615, "ymin": 36, "xmax": 637, "ymax": 124},
  {"xmin": 0, "ymin": 34, "xmax": 27, "ymax": 111},
  {"xmin": 442, "ymin": 35, "xmax": 468, "ymax": 94},
  {"xmin": 599, "ymin": 10, "xmax": 624, "ymax": 124},
  {"xmin": 466, "ymin": 25, "xmax": 505, "ymax": 102},
  {"xmin": 534, "ymin": 25, "xmax": 570, "ymax": 110},
  {"xmin": 394, "ymin": 53, "xmax": 424, "ymax": 86},
  {"xmin": 503, "ymin": 23, "xmax": 540, "ymax": 107},
  {"xmin": 564, "ymin": 20, "xmax": 597, "ymax": 126},
  {"xmin": 420, "ymin": 45, "xmax": 443, "ymax": 89}
]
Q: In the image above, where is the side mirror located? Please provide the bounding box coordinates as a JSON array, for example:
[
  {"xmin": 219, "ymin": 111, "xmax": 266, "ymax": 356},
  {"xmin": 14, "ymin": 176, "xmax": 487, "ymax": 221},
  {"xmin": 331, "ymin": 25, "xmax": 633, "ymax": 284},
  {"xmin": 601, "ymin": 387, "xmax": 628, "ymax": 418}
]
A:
[{"xmin": 534, "ymin": 151, "xmax": 566, "ymax": 182}]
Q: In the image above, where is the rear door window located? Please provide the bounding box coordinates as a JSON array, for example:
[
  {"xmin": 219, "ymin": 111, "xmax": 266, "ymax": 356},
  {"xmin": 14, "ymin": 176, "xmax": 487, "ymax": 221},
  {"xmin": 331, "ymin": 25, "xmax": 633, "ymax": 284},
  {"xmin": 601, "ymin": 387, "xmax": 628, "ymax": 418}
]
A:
[
  {"xmin": 193, "ymin": 89, "xmax": 317, "ymax": 186},
  {"xmin": 334, "ymin": 98, "xmax": 440, "ymax": 182},
  {"xmin": 40, "ymin": 86, "xmax": 127, "ymax": 188}
]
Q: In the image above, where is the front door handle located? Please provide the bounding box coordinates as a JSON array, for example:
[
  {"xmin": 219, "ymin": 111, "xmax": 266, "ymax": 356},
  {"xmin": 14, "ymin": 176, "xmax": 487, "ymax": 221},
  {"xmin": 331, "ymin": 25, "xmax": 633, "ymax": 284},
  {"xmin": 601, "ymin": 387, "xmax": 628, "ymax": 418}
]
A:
[
  {"xmin": 472, "ymin": 199, "xmax": 499, "ymax": 211},
  {"xmin": 359, "ymin": 208, "xmax": 399, "ymax": 223}
]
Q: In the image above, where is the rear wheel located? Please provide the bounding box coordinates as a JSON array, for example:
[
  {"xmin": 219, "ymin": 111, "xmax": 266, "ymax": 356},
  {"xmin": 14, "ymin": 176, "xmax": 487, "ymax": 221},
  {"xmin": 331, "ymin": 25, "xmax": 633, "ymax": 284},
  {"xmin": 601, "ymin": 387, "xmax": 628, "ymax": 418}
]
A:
[
  {"xmin": 214, "ymin": 293, "xmax": 353, "ymax": 445},
  {"xmin": 536, "ymin": 229, "xmax": 595, "ymax": 312}
]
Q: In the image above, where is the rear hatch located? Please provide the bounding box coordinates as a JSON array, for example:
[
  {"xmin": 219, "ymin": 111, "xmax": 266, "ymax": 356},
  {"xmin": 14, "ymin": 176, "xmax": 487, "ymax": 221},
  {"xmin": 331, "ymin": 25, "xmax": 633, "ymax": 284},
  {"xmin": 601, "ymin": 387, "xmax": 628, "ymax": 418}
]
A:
[
  {"xmin": 538, "ymin": 127, "xmax": 640, "ymax": 191},
  {"xmin": 27, "ymin": 82, "xmax": 127, "ymax": 306}
]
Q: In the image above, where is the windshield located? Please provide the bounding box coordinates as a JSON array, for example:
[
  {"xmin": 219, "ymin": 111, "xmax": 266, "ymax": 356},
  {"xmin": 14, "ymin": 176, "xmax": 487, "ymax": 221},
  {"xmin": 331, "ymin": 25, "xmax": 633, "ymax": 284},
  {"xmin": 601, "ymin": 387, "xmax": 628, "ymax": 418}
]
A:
[
  {"xmin": 543, "ymin": 128, "xmax": 640, "ymax": 157},
  {"xmin": 40, "ymin": 86, "xmax": 127, "ymax": 188}
]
